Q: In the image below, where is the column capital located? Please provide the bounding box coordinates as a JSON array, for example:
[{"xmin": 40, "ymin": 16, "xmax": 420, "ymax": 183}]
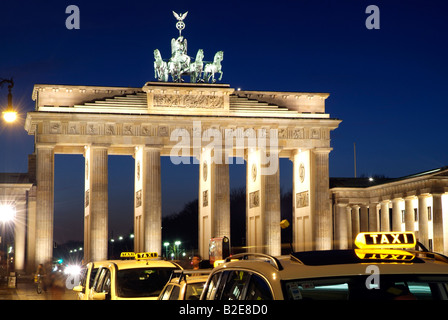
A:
[
  {"xmin": 85, "ymin": 143, "xmax": 110, "ymax": 149},
  {"xmin": 140, "ymin": 144, "xmax": 163, "ymax": 150},
  {"xmin": 35, "ymin": 142, "xmax": 55, "ymax": 149},
  {"xmin": 312, "ymin": 147, "xmax": 333, "ymax": 155},
  {"xmin": 335, "ymin": 202, "xmax": 349, "ymax": 207}
]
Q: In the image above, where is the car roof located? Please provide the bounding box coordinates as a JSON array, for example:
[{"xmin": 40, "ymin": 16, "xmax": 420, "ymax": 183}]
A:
[
  {"xmin": 216, "ymin": 250, "xmax": 448, "ymax": 280},
  {"xmin": 169, "ymin": 275, "xmax": 210, "ymax": 285},
  {"xmin": 92, "ymin": 259, "xmax": 181, "ymax": 270},
  {"xmin": 167, "ymin": 269, "xmax": 212, "ymax": 285}
]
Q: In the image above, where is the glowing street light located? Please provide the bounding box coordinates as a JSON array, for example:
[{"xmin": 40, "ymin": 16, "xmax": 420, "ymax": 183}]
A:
[
  {"xmin": 0, "ymin": 78, "xmax": 18, "ymax": 123},
  {"xmin": 0, "ymin": 204, "xmax": 16, "ymax": 223}
]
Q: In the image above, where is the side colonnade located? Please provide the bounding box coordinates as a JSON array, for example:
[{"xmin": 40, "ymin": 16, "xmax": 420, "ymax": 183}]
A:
[{"xmin": 331, "ymin": 170, "xmax": 448, "ymax": 255}]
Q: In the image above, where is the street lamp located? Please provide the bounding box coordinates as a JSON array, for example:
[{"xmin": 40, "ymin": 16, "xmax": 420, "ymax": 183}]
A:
[
  {"xmin": 163, "ymin": 242, "xmax": 170, "ymax": 258},
  {"xmin": 174, "ymin": 240, "xmax": 181, "ymax": 259},
  {"xmin": 0, "ymin": 78, "xmax": 18, "ymax": 123},
  {"xmin": 0, "ymin": 204, "xmax": 16, "ymax": 223}
]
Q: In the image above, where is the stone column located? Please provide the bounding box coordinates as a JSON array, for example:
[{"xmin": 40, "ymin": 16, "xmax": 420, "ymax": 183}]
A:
[
  {"xmin": 35, "ymin": 144, "xmax": 54, "ymax": 266},
  {"xmin": 368, "ymin": 202, "xmax": 379, "ymax": 231},
  {"xmin": 246, "ymin": 147, "xmax": 280, "ymax": 256},
  {"xmin": 359, "ymin": 205, "xmax": 369, "ymax": 232},
  {"xmin": 134, "ymin": 146, "xmax": 162, "ymax": 255},
  {"xmin": 334, "ymin": 203, "xmax": 348, "ymax": 249},
  {"xmin": 391, "ymin": 198, "xmax": 402, "ymax": 231},
  {"xmin": 312, "ymin": 148, "xmax": 332, "ymax": 250},
  {"xmin": 84, "ymin": 145, "xmax": 108, "ymax": 263},
  {"xmin": 14, "ymin": 200, "xmax": 27, "ymax": 272},
  {"xmin": 292, "ymin": 149, "xmax": 312, "ymax": 252},
  {"xmin": 380, "ymin": 200, "xmax": 390, "ymax": 231},
  {"xmin": 418, "ymin": 194, "xmax": 429, "ymax": 248},
  {"xmin": 26, "ymin": 186, "xmax": 37, "ymax": 273},
  {"xmin": 432, "ymin": 193, "xmax": 444, "ymax": 254},
  {"xmin": 198, "ymin": 148, "xmax": 230, "ymax": 259},
  {"xmin": 351, "ymin": 205, "xmax": 360, "ymax": 245},
  {"xmin": 404, "ymin": 196, "xmax": 415, "ymax": 232}
]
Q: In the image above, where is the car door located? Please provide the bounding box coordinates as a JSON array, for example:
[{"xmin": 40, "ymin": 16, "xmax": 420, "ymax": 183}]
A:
[
  {"xmin": 203, "ymin": 269, "xmax": 273, "ymax": 300},
  {"xmin": 90, "ymin": 267, "xmax": 112, "ymax": 300}
]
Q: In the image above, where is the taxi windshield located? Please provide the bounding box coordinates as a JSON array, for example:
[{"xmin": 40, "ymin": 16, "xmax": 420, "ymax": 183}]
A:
[
  {"xmin": 116, "ymin": 267, "xmax": 176, "ymax": 298},
  {"xmin": 282, "ymin": 275, "xmax": 448, "ymax": 300}
]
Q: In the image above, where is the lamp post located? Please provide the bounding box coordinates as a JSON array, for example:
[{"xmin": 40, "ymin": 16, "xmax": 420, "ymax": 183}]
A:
[
  {"xmin": 174, "ymin": 240, "xmax": 181, "ymax": 259},
  {"xmin": 163, "ymin": 242, "xmax": 170, "ymax": 258},
  {"xmin": 0, "ymin": 78, "xmax": 18, "ymax": 123}
]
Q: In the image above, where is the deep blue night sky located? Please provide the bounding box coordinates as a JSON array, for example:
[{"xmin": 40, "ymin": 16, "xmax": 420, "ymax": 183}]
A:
[{"xmin": 1, "ymin": 0, "xmax": 447, "ymax": 243}]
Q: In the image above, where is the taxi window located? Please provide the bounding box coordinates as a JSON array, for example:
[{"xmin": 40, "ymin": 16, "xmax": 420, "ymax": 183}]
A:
[
  {"xmin": 245, "ymin": 274, "xmax": 273, "ymax": 300},
  {"xmin": 159, "ymin": 284, "xmax": 174, "ymax": 300},
  {"xmin": 205, "ymin": 272, "xmax": 221, "ymax": 300},
  {"xmin": 169, "ymin": 285, "xmax": 180, "ymax": 300},
  {"xmin": 93, "ymin": 268, "xmax": 109, "ymax": 292},
  {"xmin": 220, "ymin": 270, "xmax": 250, "ymax": 300},
  {"xmin": 116, "ymin": 267, "xmax": 175, "ymax": 298},
  {"xmin": 79, "ymin": 267, "xmax": 88, "ymax": 287},
  {"xmin": 282, "ymin": 275, "xmax": 448, "ymax": 300},
  {"xmin": 89, "ymin": 268, "xmax": 99, "ymax": 288},
  {"xmin": 96, "ymin": 268, "xmax": 111, "ymax": 294},
  {"xmin": 185, "ymin": 282, "xmax": 206, "ymax": 300}
]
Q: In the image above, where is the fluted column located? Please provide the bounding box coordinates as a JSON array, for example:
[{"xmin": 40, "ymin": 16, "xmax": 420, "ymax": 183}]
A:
[
  {"xmin": 391, "ymin": 198, "xmax": 402, "ymax": 231},
  {"xmin": 418, "ymin": 194, "xmax": 429, "ymax": 248},
  {"xmin": 368, "ymin": 202, "xmax": 379, "ymax": 231},
  {"xmin": 84, "ymin": 145, "xmax": 108, "ymax": 263},
  {"xmin": 145, "ymin": 147, "xmax": 162, "ymax": 254},
  {"xmin": 380, "ymin": 200, "xmax": 390, "ymax": 231},
  {"xmin": 26, "ymin": 186, "xmax": 37, "ymax": 273},
  {"xmin": 312, "ymin": 148, "xmax": 332, "ymax": 250},
  {"xmin": 134, "ymin": 146, "xmax": 162, "ymax": 255},
  {"xmin": 359, "ymin": 205, "xmax": 369, "ymax": 232},
  {"xmin": 246, "ymin": 147, "xmax": 280, "ymax": 256},
  {"xmin": 199, "ymin": 147, "xmax": 230, "ymax": 259},
  {"xmin": 35, "ymin": 144, "xmax": 54, "ymax": 266},
  {"xmin": 404, "ymin": 196, "xmax": 415, "ymax": 232},
  {"xmin": 334, "ymin": 203, "xmax": 348, "ymax": 249},
  {"xmin": 432, "ymin": 193, "xmax": 444, "ymax": 254},
  {"xmin": 14, "ymin": 200, "xmax": 27, "ymax": 272},
  {"xmin": 351, "ymin": 205, "xmax": 360, "ymax": 245}
]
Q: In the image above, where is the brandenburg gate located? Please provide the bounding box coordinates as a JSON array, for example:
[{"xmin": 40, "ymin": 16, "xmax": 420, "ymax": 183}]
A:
[
  {"xmin": 23, "ymin": 12, "xmax": 341, "ymax": 268},
  {"xmin": 24, "ymin": 82, "xmax": 340, "ymax": 265}
]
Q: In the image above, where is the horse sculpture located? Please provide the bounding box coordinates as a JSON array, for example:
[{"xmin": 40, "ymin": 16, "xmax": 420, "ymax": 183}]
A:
[
  {"xmin": 203, "ymin": 51, "xmax": 224, "ymax": 83},
  {"xmin": 189, "ymin": 49, "xmax": 204, "ymax": 83},
  {"xmin": 154, "ymin": 49, "xmax": 168, "ymax": 82}
]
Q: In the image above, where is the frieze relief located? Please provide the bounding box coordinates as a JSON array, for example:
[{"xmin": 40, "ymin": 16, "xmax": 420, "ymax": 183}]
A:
[
  {"xmin": 153, "ymin": 94, "xmax": 224, "ymax": 109},
  {"xmin": 296, "ymin": 191, "xmax": 309, "ymax": 208},
  {"xmin": 36, "ymin": 120, "xmax": 328, "ymax": 143},
  {"xmin": 249, "ymin": 190, "xmax": 260, "ymax": 208}
]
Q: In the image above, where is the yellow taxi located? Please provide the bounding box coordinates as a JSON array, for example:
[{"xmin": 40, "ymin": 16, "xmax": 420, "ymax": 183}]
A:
[
  {"xmin": 158, "ymin": 269, "xmax": 212, "ymax": 300},
  {"xmin": 201, "ymin": 232, "xmax": 448, "ymax": 300},
  {"xmin": 80, "ymin": 252, "xmax": 182, "ymax": 300},
  {"xmin": 73, "ymin": 261, "xmax": 105, "ymax": 300}
]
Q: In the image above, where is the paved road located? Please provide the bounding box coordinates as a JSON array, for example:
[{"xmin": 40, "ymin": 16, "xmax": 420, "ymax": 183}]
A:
[{"xmin": 0, "ymin": 276, "xmax": 78, "ymax": 300}]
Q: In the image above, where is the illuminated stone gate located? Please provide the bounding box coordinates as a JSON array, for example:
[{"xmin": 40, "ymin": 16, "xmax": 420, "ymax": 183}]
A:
[{"xmin": 24, "ymin": 82, "xmax": 340, "ymax": 265}]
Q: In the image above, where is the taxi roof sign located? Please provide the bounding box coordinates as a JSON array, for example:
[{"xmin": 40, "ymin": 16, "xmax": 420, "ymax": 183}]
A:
[
  {"xmin": 120, "ymin": 252, "xmax": 135, "ymax": 259},
  {"xmin": 135, "ymin": 252, "xmax": 158, "ymax": 260},
  {"xmin": 354, "ymin": 232, "xmax": 416, "ymax": 249}
]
